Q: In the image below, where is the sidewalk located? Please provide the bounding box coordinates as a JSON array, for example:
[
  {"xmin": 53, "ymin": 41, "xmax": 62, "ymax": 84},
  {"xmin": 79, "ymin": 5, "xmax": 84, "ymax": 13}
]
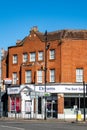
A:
[{"xmin": 0, "ymin": 117, "xmax": 87, "ymax": 124}]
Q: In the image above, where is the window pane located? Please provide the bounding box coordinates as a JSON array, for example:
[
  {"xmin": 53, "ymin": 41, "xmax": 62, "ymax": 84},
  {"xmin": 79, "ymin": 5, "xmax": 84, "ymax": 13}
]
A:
[
  {"xmin": 25, "ymin": 71, "xmax": 32, "ymax": 83},
  {"xmin": 23, "ymin": 53, "xmax": 28, "ymax": 62},
  {"xmin": 50, "ymin": 50, "xmax": 55, "ymax": 59},
  {"xmin": 12, "ymin": 72, "xmax": 17, "ymax": 84},
  {"xmin": 30, "ymin": 52, "xmax": 36, "ymax": 62},
  {"xmin": 38, "ymin": 51, "xmax": 43, "ymax": 61},
  {"xmin": 37, "ymin": 70, "xmax": 42, "ymax": 83},
  {"xmin": 13, "ymin": 55, "xmax": 18, "ymax": 64},
  {"xmin": 11, "ymin": 97, "xmax": 15, "ymax": 112},
  {"xmin": 50, "ymin": 69, "xmax": 55, "ymax": 82},
  {"xmin": 76, "ymin": 68, "xmax": 83, "ymax": 82}
]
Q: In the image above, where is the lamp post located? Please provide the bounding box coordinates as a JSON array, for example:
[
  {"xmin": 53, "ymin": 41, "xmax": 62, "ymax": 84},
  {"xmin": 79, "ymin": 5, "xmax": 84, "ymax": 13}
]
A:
[
  {"xmin": 44, "ymin": 31, "xmax": 50, "ymax": 120},
  {"xmin": 44, "ymin": 30, "xmax": 47, "ymax": 120}
]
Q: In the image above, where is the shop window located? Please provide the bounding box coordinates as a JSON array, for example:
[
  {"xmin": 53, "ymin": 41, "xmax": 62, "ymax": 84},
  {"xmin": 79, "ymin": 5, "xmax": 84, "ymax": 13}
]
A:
[
  {"xmin": 25, "ymin": 100, "xmax": 31, "ymax": 114},
  {"xmin": 78, "ymin": 98, "xmax": 87, "ymax": 108},
  {"xmin": 11, "ymin": 97, "xmax": 15, "ymax": 112},
  {"xmin": 64, "ymin": 97, "xmax": 87, "ymax": 109},
  {"xmin": 64, "ymin": 98, "xmax": 77, "ymax": 108},
  {"xmin": 10, "ymin": 96, "xmax": 21, "ymax": 113},
  {"xmin": 38, "ymin": 97, "xmax": 42, "ymax": 114}
]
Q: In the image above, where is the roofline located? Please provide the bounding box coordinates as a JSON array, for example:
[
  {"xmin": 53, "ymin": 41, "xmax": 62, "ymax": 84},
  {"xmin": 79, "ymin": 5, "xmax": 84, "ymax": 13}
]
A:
[{"xmin": 8, "ymin": 28, "xmax": 87, "ymax": 49}]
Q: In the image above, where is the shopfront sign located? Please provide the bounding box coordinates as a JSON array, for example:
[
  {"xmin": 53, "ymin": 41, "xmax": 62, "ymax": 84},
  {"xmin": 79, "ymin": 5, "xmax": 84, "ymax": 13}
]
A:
[
  {"xmin": 4, "ymin": 78, "xmax": 12, "ymax": 85},
  {"xmin": 35, "ymin": 84, "xmax": 84, "ymax": 94},
  {"xmin": 7, "ymin": 87, "xmax": 20, "ymax": 94},
  {"xmin": 8, "ymin": 84, "xmax": 84, "ymax": 95}
]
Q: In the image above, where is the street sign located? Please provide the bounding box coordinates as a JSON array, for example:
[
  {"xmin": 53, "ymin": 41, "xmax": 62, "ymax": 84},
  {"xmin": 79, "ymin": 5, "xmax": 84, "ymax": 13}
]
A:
[
  {"xmin": 44, "ymin": 92, "xmax": 51, "ymax": 97},
  {"xmin": 30, "ymin": 92, "xmax": 51, "ymax": 98},
  {"xmin": 30, "ymin": 92, "xmax": 44, "ymax": 99}
]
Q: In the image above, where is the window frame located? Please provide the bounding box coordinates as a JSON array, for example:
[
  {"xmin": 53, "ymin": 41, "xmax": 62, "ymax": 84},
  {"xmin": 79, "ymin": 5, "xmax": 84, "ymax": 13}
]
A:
[
  {"xmin": 50, "ymin": 69, "xmax": 55, "ymax": 82},
  {"xmin": 37, "ymin": 70, "xmax": 43, "ymax": 83},
  {"xmin": 76, "ymin": 68, "xmax": 83, "ymax": 83},
  {"xmin": 38, "ymin": 51, "xmax": 43, "ymax": 61},
  {"xmin": 13, "ymin": 54, "xmax": 18, "ymax": 64},
  {"xmin": 12, "ymin": 72, "xmax": 17, "ymax": 84},
  {"xmin": 23, "ymin": 53, "xmax": 28, "ymax": 63},
  {"xmin": 49, "ymin": 49, "xmax": 55, "ymax": 60},
  {"xmin": 30, "ymin": 52, "xmax": 36, "ymax": 62},
  {"xmin": 25, "ymin": 70, "xmax": 32, "ymax": 83}
]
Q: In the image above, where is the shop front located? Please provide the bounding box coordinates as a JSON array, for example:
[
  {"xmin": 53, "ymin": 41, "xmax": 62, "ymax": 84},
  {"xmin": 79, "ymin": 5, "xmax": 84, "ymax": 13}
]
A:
[
  {"xmin": 7, "ymin": 86, "xmax": 21, "ymax": 118},
  {"xmin": 34, "ymin": 83, "xmax": 85, "ymax": 120},
  {"xmin": 7, "ymin": 83, "xmax": 85, "ymax": 120},
  {"xmin": 64, "ymin": 93, "xmax": 87, "ymax": 120}
]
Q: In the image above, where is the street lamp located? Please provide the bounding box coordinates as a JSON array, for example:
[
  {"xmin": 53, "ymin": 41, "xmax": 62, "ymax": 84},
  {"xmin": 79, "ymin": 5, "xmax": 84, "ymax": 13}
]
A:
[
  {"xmin": 44, "ymin": 30, "xmax": 50, "ymax": 120},
  {"xmin": 44, "ymin": 30, "xmax": 47, "ymax": 120}
]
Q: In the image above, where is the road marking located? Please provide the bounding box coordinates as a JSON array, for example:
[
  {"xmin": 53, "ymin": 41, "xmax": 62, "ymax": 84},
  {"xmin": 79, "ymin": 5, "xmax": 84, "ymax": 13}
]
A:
[{"xmin": 1, "ymin": 125, "xmax": 25, "ymax": 130}]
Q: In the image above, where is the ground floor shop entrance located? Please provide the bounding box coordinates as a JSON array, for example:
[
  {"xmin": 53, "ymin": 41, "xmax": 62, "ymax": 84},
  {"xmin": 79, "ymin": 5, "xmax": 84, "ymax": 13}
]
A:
[{"xmin": 46, "ymin": 94, "xmax": 57, "ymax": 118}]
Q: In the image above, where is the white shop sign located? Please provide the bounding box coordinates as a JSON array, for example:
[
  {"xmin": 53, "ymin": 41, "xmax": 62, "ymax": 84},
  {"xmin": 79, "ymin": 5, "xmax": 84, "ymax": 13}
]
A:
[
  {"xmin": 7, "ymin": 87, "xmax": 20, "ymax": 94},
  {"xmin": 4, "ymin": 78, "xmax": 12, "ymax": 85},
  {"xmin": 35, "ymin": 84, "xmax": 84, "ymax": 93}
]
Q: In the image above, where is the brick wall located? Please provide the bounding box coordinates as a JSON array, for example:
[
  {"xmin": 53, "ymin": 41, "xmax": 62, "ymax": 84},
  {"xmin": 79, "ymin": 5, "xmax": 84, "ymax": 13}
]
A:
[
  {"xmin": 8, "ymin": 31, "xmax": 61, "ymax": 84},
  {"xmin": 61, "ymin": 39, "xmax": 87, "ymax": 83},
  {"xmin": 57, "ymin": 94, "xmax": 64, "ymax": 114},
  {"xmin": 6, "ymin": 32, "xmax": 87, "ymax": 85}
]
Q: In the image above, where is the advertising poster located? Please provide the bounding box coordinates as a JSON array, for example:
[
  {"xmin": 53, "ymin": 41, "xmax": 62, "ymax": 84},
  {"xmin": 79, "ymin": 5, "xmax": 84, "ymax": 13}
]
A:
[
  {"xmin": 11, "ymin": 97, "xmax": 15, "ymax": 111},
  {"xmin": 11, "ymin": 96, "xmax": 21, "ymax": 112},
  {"xmin": 16, "ymin": 97, "xmax": 21, "ymax": 112}
]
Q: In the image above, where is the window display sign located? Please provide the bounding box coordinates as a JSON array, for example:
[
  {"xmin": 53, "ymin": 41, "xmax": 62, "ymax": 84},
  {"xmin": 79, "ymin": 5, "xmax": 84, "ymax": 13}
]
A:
[
  {"xmin": 16, "ymin": 97, "xmax": 21, "ymax": 112},
  {"xmin": 11, "ymin": 97, "xmax": 15, "ymax": 111},
  {"xmin": 11, "ymin": 96, "xmax": 21, "ymax": 113}
]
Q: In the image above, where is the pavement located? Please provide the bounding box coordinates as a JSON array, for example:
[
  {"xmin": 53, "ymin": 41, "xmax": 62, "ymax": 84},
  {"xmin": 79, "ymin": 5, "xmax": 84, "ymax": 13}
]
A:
[{"xmin": 0, "ymin": 117, "xmax": 87, "ymax": 124}]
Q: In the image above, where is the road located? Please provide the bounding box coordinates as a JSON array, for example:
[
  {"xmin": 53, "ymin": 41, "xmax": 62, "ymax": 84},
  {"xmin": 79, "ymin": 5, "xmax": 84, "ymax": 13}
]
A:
[{"xmin": 0, "ymin": 119, "xmax": 87, "ymax": 130}]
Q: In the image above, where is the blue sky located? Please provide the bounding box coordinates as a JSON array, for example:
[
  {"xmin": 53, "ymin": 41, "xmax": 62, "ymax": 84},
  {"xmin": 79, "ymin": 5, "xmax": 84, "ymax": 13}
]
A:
[{"xmin": 0, "ymin": 0, "xmax": 87, "ymax": 50}]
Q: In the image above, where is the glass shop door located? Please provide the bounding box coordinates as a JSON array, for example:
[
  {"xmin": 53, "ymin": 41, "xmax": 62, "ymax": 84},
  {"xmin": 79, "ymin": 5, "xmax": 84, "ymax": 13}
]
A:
[{"xmin": 46, "ymin": 100, "xmax": 57, "ymax": 118}]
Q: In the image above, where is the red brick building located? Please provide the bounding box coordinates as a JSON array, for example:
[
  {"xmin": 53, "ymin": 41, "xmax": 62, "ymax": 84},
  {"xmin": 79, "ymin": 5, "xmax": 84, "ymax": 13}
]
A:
[{"xmin": 2, "ymin": 27, "xmax": 87, "ymax": 119}]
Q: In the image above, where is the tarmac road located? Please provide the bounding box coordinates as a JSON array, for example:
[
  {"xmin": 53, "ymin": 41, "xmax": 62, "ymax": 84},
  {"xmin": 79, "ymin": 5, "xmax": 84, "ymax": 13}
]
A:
[{"xmin": 0, "ymin": 119, "xmax": 87, "ymax": 130}]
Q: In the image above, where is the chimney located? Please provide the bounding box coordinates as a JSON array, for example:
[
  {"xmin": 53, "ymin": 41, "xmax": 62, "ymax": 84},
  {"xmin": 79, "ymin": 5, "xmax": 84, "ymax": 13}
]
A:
[
  {"xmin": 16, "ymin": 40, "xmax": 21, "ymax": 45},
  {"xmin": 31, "ymin": 26, "xmax": 38, "ymax": 32}
]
